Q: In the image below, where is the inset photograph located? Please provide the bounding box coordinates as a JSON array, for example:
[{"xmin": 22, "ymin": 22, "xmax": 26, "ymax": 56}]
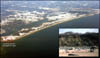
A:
[{"xmin": 59, "ymin": 28, "xmax": 99, "ymax": 57}]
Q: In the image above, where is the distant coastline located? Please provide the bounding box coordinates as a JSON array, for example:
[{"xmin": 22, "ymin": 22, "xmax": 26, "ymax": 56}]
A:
[
  {"xmin": 1, "ymin": 13, "xmax": 99, "ymax": 42},
  {"xmin": 15, "ymin": 14, "xmax": 98, "ymax": 40}
]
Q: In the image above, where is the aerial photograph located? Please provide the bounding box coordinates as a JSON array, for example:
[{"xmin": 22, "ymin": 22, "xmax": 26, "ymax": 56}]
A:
[
  {"xmin": 59, "ymin": 28, "xmax": 99, "ymax": 57},
  {"xmin": 0, "ymin": 0, "xmax": 100, "ymax": 58}
]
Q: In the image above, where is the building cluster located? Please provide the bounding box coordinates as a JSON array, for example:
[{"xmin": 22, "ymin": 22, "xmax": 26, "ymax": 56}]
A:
[
  {"xmin": 47, "ymin": 13, "xmax": 77, "ymax": 21},
  {"xmin": 1, "ymin": 11, "xmax": 45, "ymax": 25},
  {"xmin": 1, "ymin": 35, "xmax": 19, "ymax": 42}
]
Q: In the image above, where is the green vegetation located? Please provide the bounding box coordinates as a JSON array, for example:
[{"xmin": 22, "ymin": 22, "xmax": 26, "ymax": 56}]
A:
[{"xmin": 59, "ymin": 32, "xmax": 99, "ymax": 47}]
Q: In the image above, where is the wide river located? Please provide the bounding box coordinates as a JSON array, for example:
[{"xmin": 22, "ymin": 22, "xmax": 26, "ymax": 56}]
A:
[{"xmin": 1, "ymin": 14, "xmax": 99, "ymax": 57}]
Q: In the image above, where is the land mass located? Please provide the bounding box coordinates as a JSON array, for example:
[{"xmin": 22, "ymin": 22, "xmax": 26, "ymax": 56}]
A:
[{"xmin": 1, "ymin": 13, "xmax": 99, "ymax": 42}]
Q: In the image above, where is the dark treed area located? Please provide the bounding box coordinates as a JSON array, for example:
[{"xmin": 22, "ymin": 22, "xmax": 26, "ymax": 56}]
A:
[{"xmin": 59, "ymin": 32, "xmax": 99, "ymax": 47}]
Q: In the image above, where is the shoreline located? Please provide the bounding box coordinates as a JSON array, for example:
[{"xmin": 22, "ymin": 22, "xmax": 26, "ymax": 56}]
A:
[
  {"xmin": 1, "ymin": 13, "xmax": 99, "ymax": 42},
  {"xmin": 15, "ymin": 14, "xmax": 95, "ymax": 40}
]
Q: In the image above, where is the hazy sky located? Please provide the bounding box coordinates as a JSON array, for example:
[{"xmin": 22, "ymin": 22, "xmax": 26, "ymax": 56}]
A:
[{"xmin": 59, "ymin": 28, "xmax": 98, "ymax": 34}]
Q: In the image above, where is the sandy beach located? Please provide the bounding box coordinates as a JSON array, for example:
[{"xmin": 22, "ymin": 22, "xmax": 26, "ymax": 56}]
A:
[
  {"xmin": 59, "ymin": 49, "xmax": 99, "ymax": 57},
  {"xmin": 14, "ymin": 14, "xmax": 96, "ymax": 40},
  {"xmin": 15, "ymin": 15, "xmax": 86, "ymax": 40}
]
